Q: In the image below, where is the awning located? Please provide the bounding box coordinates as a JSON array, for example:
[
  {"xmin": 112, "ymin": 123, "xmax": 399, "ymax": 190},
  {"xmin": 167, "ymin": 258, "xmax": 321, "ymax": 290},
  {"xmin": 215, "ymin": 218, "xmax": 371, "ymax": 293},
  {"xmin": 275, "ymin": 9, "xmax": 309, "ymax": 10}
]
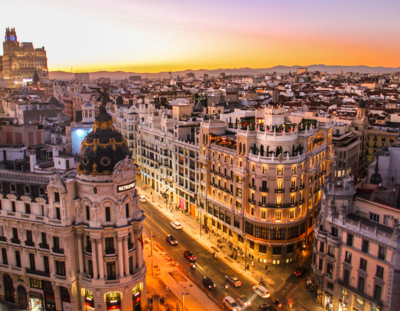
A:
[
  {"xmin": 167, "ymin": 188, "xmax": 173, "ymax": 194},
  {"xmin": 160, "ymin": 186, "xmax": 167, "ymax": 193}
]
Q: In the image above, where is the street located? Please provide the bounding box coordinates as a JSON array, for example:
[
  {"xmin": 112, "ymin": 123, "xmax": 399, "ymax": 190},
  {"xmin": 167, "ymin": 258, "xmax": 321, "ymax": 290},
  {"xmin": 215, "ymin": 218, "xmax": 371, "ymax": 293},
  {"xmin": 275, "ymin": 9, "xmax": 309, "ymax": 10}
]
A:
[{"xmin": 140, "ymin": 200, "xmax": 315, "ymax": 311}]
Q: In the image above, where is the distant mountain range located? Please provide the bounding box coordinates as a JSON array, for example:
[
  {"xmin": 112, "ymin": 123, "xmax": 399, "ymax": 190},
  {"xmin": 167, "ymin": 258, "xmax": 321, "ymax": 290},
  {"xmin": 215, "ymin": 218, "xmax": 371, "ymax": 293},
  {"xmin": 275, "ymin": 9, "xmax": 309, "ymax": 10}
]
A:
[{"xmin": 49, "ymin": 64, "xmax": 400, "ymax": 80}]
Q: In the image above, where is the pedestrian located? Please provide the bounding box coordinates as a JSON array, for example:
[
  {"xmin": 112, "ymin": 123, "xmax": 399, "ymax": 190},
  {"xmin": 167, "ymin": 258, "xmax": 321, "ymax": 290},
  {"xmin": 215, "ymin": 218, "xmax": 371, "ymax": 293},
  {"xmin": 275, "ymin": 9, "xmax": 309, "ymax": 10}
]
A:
[
  {"xmin": 208, "ymin": 233, "xmax": 211, "ymax": 239},
  {"xmin": 234, "ymin": 254, "xmax": 237, "ymax": 260},
  {"xmin": 181, "ymin": 209, "xmax": 183, "ymax": 214},
  {"xmin": 150, "ymin": 298, "xmax": 153, "ymax": 306},
  {"xmin": 251, "ymin": 260, "xmax": 255, "ymax": 267},
  {"xmin": 265, "ymin": 265, "xmax": 268, "ymax": 271}
]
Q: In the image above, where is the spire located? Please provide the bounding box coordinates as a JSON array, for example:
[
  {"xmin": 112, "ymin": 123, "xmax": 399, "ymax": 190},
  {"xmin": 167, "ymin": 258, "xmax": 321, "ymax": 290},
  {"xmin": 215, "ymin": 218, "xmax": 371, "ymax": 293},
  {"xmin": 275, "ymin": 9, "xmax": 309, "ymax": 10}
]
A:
[{"xmin": 370, "ymin": 155, "xmax": 383, "ymax": 185}]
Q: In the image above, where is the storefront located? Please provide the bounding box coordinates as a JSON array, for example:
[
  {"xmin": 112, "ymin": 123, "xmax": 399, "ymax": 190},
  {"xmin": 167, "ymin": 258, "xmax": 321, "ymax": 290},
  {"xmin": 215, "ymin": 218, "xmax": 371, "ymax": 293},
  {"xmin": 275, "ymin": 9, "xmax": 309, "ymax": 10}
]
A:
[
  {"xmin": 190, "ymin": 203, "xmax": 196, "ymax": 217},
  {"xmin": 132, "ymin": 284, "xmax": 142, "ymax": 311},
  {"xmin": 28, "ymin": 292, "xmax": 44, "ymax": 311},
  {"xmin": 105, "ymin": 292, "xmax": 122, "ymax": 311},
  {"xmin": 179, "ymin": 197, "xmax": 185, "ymax": 210},
  {"xmin": 85, "ymin": 290, "xmax": 95, "ymax": 310},
  {"xmin": 324, "ymin": 292, "xmax": 333, "ymax": 311}
]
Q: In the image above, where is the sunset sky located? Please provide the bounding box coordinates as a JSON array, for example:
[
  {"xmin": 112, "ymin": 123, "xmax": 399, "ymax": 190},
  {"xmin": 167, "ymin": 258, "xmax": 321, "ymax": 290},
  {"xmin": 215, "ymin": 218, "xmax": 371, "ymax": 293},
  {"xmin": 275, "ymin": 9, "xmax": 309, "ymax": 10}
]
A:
[{"xmin": 2, "ymin": 0, "xmax": 400, "ymax": 72}]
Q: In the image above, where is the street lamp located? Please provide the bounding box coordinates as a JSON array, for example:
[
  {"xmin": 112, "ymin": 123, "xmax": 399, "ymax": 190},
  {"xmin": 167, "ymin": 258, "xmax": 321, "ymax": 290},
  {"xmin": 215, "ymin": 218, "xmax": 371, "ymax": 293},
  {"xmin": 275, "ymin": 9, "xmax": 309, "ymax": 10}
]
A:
[
  {"xmin": 150, "ymin": 212, "xmax": 155, "ymax": 276},
  {"xmin": 182, "ymin": 292, "xmax": 189, "ymax": 311},
  {"xmin": 244, "ymin": 233, "xmax": 248, "ymax": 272}
]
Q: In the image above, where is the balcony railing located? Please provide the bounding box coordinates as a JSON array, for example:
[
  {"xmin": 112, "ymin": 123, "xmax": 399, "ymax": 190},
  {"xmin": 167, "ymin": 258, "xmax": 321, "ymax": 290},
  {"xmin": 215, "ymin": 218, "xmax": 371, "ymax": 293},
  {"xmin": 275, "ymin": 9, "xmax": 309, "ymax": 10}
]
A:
[
  {"xmin": 259, "ymin": 187, "xmax": 269, "ymax": 192},
  {"xmin": 26, "ymin": 268, "xmax": 50, "ymax": 278},
  {"xmin": 290, "ymin": 187, "xmax": 298, "ymax": 192},
  {"xmin": 338, "ymin": 280, "xmax": 383, "ymax": 307},
  {"xmin": 275, "ymin": 188, "xmax": 285, "ymax": 193},
  {"xmin": 25, "ymin": 240, "xmax": 35, "ymax": 247},
  {"xmin": 39, "ymin": 243, "xmax": 49, "ymax": 249},
  {"xmin": 248, "ymin": 198, "xmax": 256, "ymax": 205},
  {"xmin": 52, "ymin": 247, "xmax": 64, "ymax": 254},
  {"xmin": 249, "ymin": 184, "xmax": 256, "ymax": 190},
  {"xmin": 107, "ymin": 273, "xmax": 117, "ymax": 280},
  {"xmin": 0, "ymin": 236, "xmax": 7, "ymax": 242},
  {"xmin": 11, "ymin": 238, "xmax": 20, "ymax": 244},
  {"xmin": 105, "ymin": 247, "xmax": 115, "ymax": 255}
]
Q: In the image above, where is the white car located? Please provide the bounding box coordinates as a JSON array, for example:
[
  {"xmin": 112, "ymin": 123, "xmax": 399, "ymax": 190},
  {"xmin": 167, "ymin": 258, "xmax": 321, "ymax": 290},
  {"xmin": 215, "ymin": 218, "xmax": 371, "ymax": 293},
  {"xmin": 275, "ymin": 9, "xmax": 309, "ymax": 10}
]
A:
[
  {"xmin": 170, "ymin": 222, "xmax": 182, "ymax": 229},
  {"xmin": 139, "ymin": 196, "xmax": 147, "ymax": 203},
  {"xmin": 223, "ymin": 296, "xmax": 240, "ymax": 311},
  {"xmin": 237, "ymin": 295, "xmax": 251, "ymax": 307},
  {"xmin": 252, "ymin": 285, "xmax": 270, "ymax": 298}
]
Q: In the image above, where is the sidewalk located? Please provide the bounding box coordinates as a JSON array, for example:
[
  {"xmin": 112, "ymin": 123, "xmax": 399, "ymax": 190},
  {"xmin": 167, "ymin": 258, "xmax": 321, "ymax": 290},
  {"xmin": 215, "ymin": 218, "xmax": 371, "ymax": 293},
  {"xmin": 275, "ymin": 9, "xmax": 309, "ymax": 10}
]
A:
[
  {"xmin": 143, "ymin": 236, "xmax": 222, "ymax": 311},
  {"xmin": 139, "ymin": 190, "xmax": 298, "ymax": 291}
]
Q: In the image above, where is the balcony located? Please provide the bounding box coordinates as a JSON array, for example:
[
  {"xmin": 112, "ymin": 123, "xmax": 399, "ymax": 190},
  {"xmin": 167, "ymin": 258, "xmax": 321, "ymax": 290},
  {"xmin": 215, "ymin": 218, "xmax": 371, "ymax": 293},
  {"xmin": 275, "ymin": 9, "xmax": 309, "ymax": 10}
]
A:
[
  {"xmin": 249, "ymin": 184, "xmax": 256, "ymax": 190},
  {"xmin": 25, "ymin": 240, "xmax": 35, "ymax": 247},
  {"xmin": 0, "ymin": 236, "xmax": 7, "ymax": 242},
  {"xmin": 290, "ymin": 187, "xmax": 298, "ymax": 192},
  {"xmin": 338, "ymin": 280, "xmax": 383, "ymax": 307},
  {"xmin": 105, "ymin": 247, "xmax": 115, "ymax": 255},
  {"xmin": 11, "ymin": 238, "xmax": 20, "ymax": 244},
  {"xmin": 39, "ymin": 243, "xmax": 49, "ymax": 249},
  {"xmin": 26, "ymin": 268, "xmax": 50, "ymax": 278},
  {"xmin": 300, "ymin": 184, "xmax": 304, "ymax": 190},
  {"xmin": 258, "ymin": 201, "xmax": 268, "ymax": 207},
  {"xmin": 275, "ymin": 188, "xmax": 285, "ymax": 193},
  {"xmin": 248, "ymin": 198, "xmax": 256, "ymax": 205},
  {"xmin": 52, "ymin": 247, "xmax": 65, "ymax": 254}
]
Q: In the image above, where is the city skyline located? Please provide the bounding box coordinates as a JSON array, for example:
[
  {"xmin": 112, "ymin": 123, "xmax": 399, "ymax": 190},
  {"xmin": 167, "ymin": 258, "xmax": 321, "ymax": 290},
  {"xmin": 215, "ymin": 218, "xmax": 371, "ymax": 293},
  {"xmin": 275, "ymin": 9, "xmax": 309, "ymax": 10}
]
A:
[{"xmin": 2, "ymin": 0, "xmax": 400, "ymax": 73}]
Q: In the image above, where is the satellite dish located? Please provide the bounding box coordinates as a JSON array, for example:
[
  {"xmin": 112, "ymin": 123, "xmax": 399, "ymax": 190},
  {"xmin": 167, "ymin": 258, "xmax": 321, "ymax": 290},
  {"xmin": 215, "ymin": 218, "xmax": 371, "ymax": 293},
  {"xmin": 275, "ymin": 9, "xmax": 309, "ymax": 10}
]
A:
[{"xmin": 13, "ymin": 119, "xmax": 17, "ymax": 125}]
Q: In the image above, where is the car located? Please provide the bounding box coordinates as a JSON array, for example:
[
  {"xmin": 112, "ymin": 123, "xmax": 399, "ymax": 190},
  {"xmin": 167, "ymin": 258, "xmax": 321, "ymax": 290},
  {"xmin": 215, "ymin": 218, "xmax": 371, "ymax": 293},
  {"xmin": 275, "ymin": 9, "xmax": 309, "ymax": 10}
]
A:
[
  {"xmin": 170, "ymin": 222, "xmax": 182, "ymax": 229},
  {"xmin": 183, "ymin": 250, "xmax": 196, "ymax": 262},
  {"xmin": 294, "ymin": 265, "xmax": 306, "ymax": 277},
  {"xmin": 225, "ymin": 276, "xmax": 242, "ymax": 287},
  {"xmin": 202, "ymin": 277, "xmax": 216, "ymax": 290},
  {"xmin": 260, "ymin": 303, "xmax": 277, "ymax": 311},
  {"xmin": 139, "ymin": 196, "xmax": 147, "ymax": 203},
  {"xmin": 223, "ymin": 296, "xmax": 241, "ymax": 311},
  {"xmin": 253, "ymin": 285, "xmax": 270, "ymax": 298},
  {"xmin": 237, "ymin": 295, "xmax": 251, "ymax": 307},
  {"xmin": 166, "ymin": 235, "xmax": 178, "ymax": 245}
]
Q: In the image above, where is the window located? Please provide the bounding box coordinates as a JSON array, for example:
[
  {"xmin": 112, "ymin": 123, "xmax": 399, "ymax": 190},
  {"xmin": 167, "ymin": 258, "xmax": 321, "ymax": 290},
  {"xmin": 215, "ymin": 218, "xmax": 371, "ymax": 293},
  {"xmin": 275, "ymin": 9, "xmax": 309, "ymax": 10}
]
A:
[
  {"xmin": 107, "ymin": 262, "xmax": 117, "ymax": 280},
  {"xmin": 41, "ymin": 233, "xmax": 47, "ymax": 245},
  {"xmin": 383, "ymin": 215, "xmax": 389, "ymax": 225},
  {"xmin": 288, "ymin": 226, "xmax": 299, "ymax": 239},
  {"xmin": 275, "ymin": 211, "xmax": 282, "ymax": 220},
  {"xmin": 86, "ymin": 206, "xmax": 90, "ymax": 220},
  {"xmin": 105, "ymin": 238, "xmax": 115, "ymax": 254},
  {"xmin": 358, "ymin": 276, "xmax": 365, "ymax": 292},
  {"xmin": 225, "ymin": 216, "xmax": 231, "ymax": 224},
  {"xmin": 369, "ymin": 212, "xmax": 380, "ymax": 223},
  {"xmin": 54, "ymin": 192, "xmax": 60, "ymax": 202},
  {"xmin": 319, "ymin": 242, "xmax": 325, "ymax": 253},
  {"xmin": 53, "ymin": 236, "xmax": 60, "ymax": 249},
  {"xmin": 26, "ymin": 230, "xmax": 33, "ymax": 243},
  {"xmin": 2, "ymin": 248, "xmax": 7, "ymax": 265},
  {"xmin": 328, "ymin": 246, "xmax": 335, "ymax": 258},
  {"xmin": 360, "ymin": 258, "xmax": 367, "ymax": 271},
  {"xmin": 88, "ymin": 260, "xmax": 93, "ymax": 276},
  {"xmin": 361, "ymin": 239, "xmax": 369, "ymax": 253},
  {"xmin": 343, "ymin": 269, "xmax": 350, "ymax": 284},
  {"xmin": 344, "ymin": 251, "xmax": 352, "ymax": 264},
  {"xmin": 327, "ymin": 282, "xmax": 334, "ymax": 290},
  {"xmin": 376, "ymin": 266, "xmax": 384, "ymax": 279},
  {"xmin": 55, "ymin": 208, "xmax": 61, "ymax": 220},
  {"xmin": 29, "ymin": 253, "xmax": 36, "ymax": 270},
  {"xmin": 326, "ymin": 263, "xmax": 333, "ymax": 277},
  {"xmin": 378, "ymin": 246, "xmax": 386, "ymax": 261},
  {"xmin": 236, "ymin": 188, "xmax": 242, "ymax": 197},
  {"xmin": 12, "ymin": 228, "xmax": 18, "ymax": 239},
  {"xmin": 272, "ymin": 247, "xmax": 281, "ymax": 255},
  {"xmin": 287, "ymin": 244, "xmax": 294, "ymax": 254},
  {"xmin": 234, "ymin": 220, "xmax": 240, "ymax": 229},
  {"xmin": 105, "ymin": 207, "xmax": 111, "ymax": 222},
  {"xmin": 44, "ymin": 256, "xmax": 49, "ymax": 273},
  {"xmin": 374, "ymin": 284, "xmax": 382, "ymax": 301},
  {"xmin": 15, "ymin": 251, "xmax": 21, "ymax": 267},
  {"xmin": 347, "ymin": 234, "xmax": 353, "ymax": 247},
  {"xmin": 255, "ymin": 226, "xmax": 268, "ymax": 239},
  {"xmin": 245, "ymin": 222, "xmax": 253, "ymax": 235},
  {"xmin": 331, "ymin": 227, "xmax": 338, "ymax": 237},
  {"xmin": 25, "ymin": 203, "xmax": 31, "ymax": 214},
  {"xmin": 11, "ymin": 201, "xmax": 16, "ymax": 212},
  {"xmin": 318, "ymin": 258, "xmax": 323, "ymax": 270},
  {"xmin": 259, "ymin": 245, "xmax": 267, "ymax": 254},
  {"xmin": 270, "ymin": 228, "xmax": 286, "ymax": 240},
  {"xmin": 56, "ymin": 261, "xmax": 66, "ymax": 276}
]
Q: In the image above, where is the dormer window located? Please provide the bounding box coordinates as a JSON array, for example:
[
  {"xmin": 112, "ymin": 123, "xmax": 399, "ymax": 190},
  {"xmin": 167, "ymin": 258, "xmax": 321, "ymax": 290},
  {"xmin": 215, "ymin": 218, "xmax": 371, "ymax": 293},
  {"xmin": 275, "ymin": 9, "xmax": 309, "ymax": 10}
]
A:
[
  {"xmin": 39, "ymin": 187, "xmax": 45, "ymax": 196},
  {"xmin": 10, "ymin": 184, "xmax": 16, "ymax": 193},
  {"xmin": 24, "ymin": 186, "xmax": 31, "ymax": 195}
]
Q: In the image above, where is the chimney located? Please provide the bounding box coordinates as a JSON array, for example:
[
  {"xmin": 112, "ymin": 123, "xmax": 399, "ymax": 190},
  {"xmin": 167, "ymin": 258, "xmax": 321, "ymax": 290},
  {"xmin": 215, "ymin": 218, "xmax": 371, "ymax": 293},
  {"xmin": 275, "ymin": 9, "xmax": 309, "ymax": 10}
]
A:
[{"xmin": 29, "ymin": 150, "xmax": 36, "ymax": 172}]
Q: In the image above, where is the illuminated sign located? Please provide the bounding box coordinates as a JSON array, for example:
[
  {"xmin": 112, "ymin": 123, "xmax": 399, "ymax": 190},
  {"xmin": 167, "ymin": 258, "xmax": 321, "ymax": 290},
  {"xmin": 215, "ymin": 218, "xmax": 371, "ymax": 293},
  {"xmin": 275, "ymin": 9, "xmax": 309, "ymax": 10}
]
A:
[{"xmin": 117, "ymin": 182, "xmax": 136, "ymax": 192}]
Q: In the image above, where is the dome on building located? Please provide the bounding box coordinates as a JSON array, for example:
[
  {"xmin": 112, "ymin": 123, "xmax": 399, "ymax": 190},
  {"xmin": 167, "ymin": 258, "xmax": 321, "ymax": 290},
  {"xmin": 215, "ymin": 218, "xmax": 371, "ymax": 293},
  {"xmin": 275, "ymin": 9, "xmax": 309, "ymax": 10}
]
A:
[
  {"xmin": 77, "ymin": 110, "xmax": 131, "ymax": 176},
  {"xmin": 357, "ymin": 100, "xmax": 366, "ymax": 109}
]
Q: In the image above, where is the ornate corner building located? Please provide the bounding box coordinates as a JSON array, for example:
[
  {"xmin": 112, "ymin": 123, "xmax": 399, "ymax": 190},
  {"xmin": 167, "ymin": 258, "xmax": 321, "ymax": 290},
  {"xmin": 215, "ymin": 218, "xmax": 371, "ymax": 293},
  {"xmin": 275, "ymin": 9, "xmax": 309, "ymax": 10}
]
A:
[
  {"xmin": 198, "ymin": 106, "xmax": 335, "ymax": 264},
  {"xmin": 1, "ymin": 28, "xmax": 48, "ymax": 87},
  {"xmin": 0, "ymin": 108, "xmax": 146, "ymax": 310}
]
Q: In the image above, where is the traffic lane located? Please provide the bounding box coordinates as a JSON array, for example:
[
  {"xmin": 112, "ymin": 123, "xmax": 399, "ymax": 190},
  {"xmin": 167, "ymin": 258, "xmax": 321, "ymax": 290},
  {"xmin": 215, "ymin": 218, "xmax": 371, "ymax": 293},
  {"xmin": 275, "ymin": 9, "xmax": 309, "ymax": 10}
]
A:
[{"xmin": 140, "ymin": 202, "xmax": 268, "ymax": 310}]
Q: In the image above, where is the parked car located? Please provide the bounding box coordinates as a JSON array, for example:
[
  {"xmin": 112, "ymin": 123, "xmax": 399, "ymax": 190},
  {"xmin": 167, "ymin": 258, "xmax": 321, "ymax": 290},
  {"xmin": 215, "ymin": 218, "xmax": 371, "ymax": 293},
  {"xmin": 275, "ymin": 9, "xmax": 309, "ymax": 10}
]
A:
[
  {"xmin": 260, "ymin": 303, "xmax": 277, "ymax": 311},
  {"xmin": 139, "ymin": 196, "xmax": 147, "ymax": 203},
  {"xmin": 253, "ymin": 285, "xmax": 270, "ymax": 298},
  {"xmin": 170, "ymin": 222, "xmax": 182, "ymax": 229},
  {"xmin": 183, "ymin": 250, "xmax": 196, "ymax": 262},
  {"xmin": 225, "ymin": 276, "xmax": 242, "ymax": 287},
  {"xmin": 202, "ymin": 277, "xmax": 216, "ymax": 290},
  {"xmin": 294, "ymin": 265, "xmax": 306, "ymax": 277},
  {"xmin": 223, "ymin": 296, "xmax": 241, "ymax": 311},
  {"xmin": 166, "ymin": 235, "xmax": 178, "ymax": 245},
  {"xmin": 237, "ymin": 295, "xmax": 251, "ymax": 307}
]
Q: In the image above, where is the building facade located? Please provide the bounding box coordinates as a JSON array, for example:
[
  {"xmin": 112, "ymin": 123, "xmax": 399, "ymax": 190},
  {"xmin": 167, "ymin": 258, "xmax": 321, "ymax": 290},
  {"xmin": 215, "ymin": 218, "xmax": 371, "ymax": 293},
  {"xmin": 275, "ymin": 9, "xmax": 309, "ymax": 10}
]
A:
[
  {"xmin": 312, "ymin": 176, "xmax": 400, "ymax": 311},
  {"xmin": 0, "ymin": 108, "xmax": 146, "ymax": 310},
  {"xmin": 2, "ymin": 28, "xmax": 48, "ymax": 87}
]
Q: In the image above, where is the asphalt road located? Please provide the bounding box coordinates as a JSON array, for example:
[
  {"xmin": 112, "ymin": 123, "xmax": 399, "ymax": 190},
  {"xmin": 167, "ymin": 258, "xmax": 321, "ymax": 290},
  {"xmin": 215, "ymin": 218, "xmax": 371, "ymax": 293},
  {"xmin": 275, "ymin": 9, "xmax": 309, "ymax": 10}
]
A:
[{"xmin": 140, "ymin": 200, "xmax": 307, "ymax": 311}]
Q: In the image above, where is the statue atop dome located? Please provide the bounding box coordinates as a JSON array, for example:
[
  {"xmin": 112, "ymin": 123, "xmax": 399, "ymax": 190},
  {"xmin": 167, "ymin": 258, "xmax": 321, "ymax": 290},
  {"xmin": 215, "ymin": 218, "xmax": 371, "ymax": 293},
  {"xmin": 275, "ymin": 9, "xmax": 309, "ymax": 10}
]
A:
[{"xmin": 90, "ymin": 86, "xmax": 112, "ymax": 113}]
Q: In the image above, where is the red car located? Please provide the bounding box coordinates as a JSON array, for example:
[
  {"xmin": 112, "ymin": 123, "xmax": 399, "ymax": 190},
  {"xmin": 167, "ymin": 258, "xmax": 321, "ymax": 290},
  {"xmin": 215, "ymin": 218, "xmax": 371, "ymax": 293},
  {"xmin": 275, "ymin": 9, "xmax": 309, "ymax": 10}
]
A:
[
  {"xmin": 183, "ymin": 250, "xmax": 196, "ymax": 262},
  {"xmin": 294, "ymin": 266, "xmax": 306, "ymax": 277}
]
